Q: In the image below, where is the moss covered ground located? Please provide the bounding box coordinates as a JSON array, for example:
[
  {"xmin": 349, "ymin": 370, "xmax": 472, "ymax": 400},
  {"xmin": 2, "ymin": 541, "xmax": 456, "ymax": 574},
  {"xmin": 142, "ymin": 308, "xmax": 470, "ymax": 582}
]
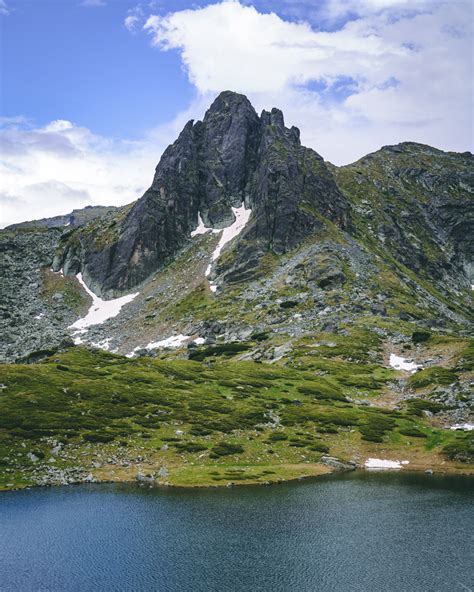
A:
[
  {"xmin": 0, "ymin": 331, "xmax": 472, "ymax": 491},
  {"xmin": 41, "ymin": 268, "xmax": 91, "ymax": 313}
]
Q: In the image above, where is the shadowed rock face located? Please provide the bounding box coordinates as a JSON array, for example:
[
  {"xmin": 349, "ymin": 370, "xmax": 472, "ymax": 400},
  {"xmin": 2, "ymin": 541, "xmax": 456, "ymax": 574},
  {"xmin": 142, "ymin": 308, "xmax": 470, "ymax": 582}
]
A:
[{"xmin": 54, "ymin": 91, "xmax": 350, "ymax": 296}]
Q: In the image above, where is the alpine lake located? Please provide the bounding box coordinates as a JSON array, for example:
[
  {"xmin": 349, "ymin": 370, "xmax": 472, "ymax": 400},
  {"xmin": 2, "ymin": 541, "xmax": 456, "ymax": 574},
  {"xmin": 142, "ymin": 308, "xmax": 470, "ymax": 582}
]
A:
[{"xmin": 0, "ymin": 471, "xmax": 472, "ymax": 591}]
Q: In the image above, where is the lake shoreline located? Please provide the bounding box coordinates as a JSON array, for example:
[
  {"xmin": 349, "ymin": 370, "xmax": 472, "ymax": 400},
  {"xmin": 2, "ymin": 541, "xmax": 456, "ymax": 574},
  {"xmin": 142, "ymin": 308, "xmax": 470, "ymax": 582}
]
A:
[{"xmin": 2, "ymin": 460, "xmax": 473, "ymax": 493}]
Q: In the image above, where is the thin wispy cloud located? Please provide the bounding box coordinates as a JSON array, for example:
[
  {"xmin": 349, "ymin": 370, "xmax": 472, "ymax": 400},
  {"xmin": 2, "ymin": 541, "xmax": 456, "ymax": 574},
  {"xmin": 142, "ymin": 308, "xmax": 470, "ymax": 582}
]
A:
[
  {"xmin": 124, "ymin": 15, "xmax": 140, "ymax": 32},
  {"xmin": 0, "ymin": 0, "xmax": 10, "ymax": 16},
  {"xmin": 80, "ymin": 0, "xmax": 107, "ymax": 7}
]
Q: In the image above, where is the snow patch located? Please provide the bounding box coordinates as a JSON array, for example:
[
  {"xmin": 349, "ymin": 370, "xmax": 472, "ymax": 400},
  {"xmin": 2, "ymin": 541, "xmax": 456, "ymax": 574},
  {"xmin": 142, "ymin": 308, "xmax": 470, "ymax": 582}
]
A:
[
  {"xmin": 146, "ymin": 334, "xmax": 190, "ymax": 350},
  {"xmin": 204, "ymin": 203, "xmax": 252, "ymax": 292},
  {"xmin": 91, "ymin": 338, "xmax": 112, "ymax": 351},
  {"xmin": 389, "ymin": 353, "xmax": 421, "ymax": 373},
  {"xmin": 34, "ymin": 313, "xmax": 44, "ymax": 320},
  {"xmin": 365, "ymin": 458, "xmax": 409, "ymax": 470},
  {"xmin": 450, "ymin": 423, "xmax": 474, "ymax": 431},
  {"xmin": 126, "ymin": 334, "xmax": 191, "ymax": 358},
  {"xmin": 191, "ymin": 212, "xmax": 220, "ymax": 237},
  {"xmin": 193, "ymin": 337, "xmax": 206, "ymax": 345},
  {"xmin": 69, "ymin": 273, "xmax": 138, "ymax": 331}
]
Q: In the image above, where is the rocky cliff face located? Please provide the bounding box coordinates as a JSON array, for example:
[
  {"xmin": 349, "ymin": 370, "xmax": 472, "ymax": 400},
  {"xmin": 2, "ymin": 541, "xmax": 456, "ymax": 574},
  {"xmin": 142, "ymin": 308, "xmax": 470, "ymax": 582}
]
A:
[{"xmin": 53, "ymin": 91, "xmax": 350, "ymax": 296}]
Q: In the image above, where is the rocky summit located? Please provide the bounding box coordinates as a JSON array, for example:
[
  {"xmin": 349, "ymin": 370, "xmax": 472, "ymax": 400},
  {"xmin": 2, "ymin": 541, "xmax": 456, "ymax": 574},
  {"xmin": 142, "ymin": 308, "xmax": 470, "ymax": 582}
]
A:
[
  {"xmin": 52, "ymin": 91, "xmax": 350, "ymax": 297},
  {"xmin": 0, "ymin": 91, "xmax": 473, "ymax": 490}
]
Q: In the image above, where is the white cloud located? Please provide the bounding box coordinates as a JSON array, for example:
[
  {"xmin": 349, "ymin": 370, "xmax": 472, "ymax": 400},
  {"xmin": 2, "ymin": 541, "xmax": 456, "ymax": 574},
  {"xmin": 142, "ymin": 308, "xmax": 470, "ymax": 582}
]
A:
[
  {"xmin": 3, "ymin": 0, "xmax": 472, "ymax": 227},
  {"xmin": 145, "ymin": 1, "xmax": 407, "ymax": 94},
  {"xmin": 322, "ymin": 0, "xmax": 425, "ymax": 19},
  {"xmin": 124, "ymin": 15, "xmax": 140, "ymax": 32},
  {"xmin": 0, "ymin": 118, "xmax": 174, "ymax": 227},
  {"xmin": 0, "ymin": 0, "xmax": 9, "ymax": 15},
  {"xmin": 144, "ymin": 0, "xmax": 473, "ymax": 163},
  {"xmin": 0, "ymin": 90, "xmax": 215, "ymax": 227},
  {"xmin": 124, "ymin": 2, "xmax": 149, "ymax": 32}
]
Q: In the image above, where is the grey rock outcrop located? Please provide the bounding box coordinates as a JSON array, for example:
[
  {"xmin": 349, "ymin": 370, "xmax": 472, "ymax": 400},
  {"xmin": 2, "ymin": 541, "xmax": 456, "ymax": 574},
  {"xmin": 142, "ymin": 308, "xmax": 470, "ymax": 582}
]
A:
[
  {"xmin": 54, "ymin": 91, "xmax": 350, "ymax": 296},
  {"xmin": 321, "ymin": 456, "xmax": 357, "ymax": 471},
  {"xmin": 0, "ymin": 228, "xmax": 84, "ymax": 362}
]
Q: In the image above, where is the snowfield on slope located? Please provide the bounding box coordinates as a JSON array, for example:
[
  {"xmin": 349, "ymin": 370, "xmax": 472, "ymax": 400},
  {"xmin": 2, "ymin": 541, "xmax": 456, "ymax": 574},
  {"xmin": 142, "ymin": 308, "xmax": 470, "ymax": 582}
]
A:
[
  {"xmin": 204, "ymin": 203, "xmax": 252, "ymax": 292},
  {"xmin": 69, "ymin": 273, "xmax": 139, "ymax": 332},
  {"xmin": 389, "ymin": 353, "xmax": 421, "ymax": 373}
]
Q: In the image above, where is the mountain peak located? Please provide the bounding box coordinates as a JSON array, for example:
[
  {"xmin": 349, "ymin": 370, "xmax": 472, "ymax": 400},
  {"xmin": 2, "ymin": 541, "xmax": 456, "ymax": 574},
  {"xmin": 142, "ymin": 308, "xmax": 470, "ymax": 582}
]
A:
[
  {"xmin": 53, "ymin": 91, "xmax": 349, "ymax": 296},
  {"xmin": 210, "ymin": 89, "xmax": 252, "ymax": 105},
  {"xmin": 2, "ymin": 92, "xmax": 473, "ymax": 368},
  {"xmin": 205, "ymin": 90, "xmax": 256, "ymax": 120}
]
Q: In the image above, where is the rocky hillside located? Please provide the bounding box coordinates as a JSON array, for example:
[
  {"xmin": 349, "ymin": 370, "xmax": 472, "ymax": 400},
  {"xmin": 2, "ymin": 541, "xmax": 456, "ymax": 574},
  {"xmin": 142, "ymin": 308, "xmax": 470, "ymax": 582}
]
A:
[
  {"xmin": 1, "ymin": 91, "xmax": 472, "ymax": 363},
  {"xmin": 333, "ymin": 143, "xmax": 473, "ymax": 290}
]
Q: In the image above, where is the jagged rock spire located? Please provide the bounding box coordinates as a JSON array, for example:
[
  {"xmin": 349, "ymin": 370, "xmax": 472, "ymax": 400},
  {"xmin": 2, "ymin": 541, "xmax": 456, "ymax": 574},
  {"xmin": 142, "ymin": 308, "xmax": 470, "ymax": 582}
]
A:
[{"xmin": 55, "ymin": 91, "xmax": 350, "ymax": 296}]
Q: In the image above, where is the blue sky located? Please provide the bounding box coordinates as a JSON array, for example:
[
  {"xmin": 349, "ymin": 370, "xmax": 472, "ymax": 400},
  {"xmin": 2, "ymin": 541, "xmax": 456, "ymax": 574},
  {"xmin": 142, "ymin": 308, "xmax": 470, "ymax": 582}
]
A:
[
  {"xmin": 2, "ymin": 0, "xmax": 330, "ymax": 138},
  {"xmin": 0, "ymin": 0, "xmax": 472, "ymax": 226},
  {"xmin": 1, "ymin": 0, "xmax": 195, "ymax": 138}
]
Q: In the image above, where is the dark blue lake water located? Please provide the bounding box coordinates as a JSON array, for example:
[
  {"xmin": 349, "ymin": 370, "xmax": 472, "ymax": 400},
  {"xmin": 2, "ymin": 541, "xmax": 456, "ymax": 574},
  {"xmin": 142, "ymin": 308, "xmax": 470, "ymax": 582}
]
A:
[{"xmin": 0, "ymin": 472, "xmax": 472, "ymax": 591}]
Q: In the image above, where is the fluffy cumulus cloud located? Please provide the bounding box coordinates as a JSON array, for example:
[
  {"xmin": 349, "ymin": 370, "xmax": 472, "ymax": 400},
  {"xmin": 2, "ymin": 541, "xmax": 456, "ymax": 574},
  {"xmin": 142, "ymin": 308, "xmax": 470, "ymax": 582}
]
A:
[
  {"xmin": 144, "ymin": 0, "xmax": 473, "ymax": 163},
  {"xmin": 0, "ymin": 118, "xmax": 167, "ymax": 227},
  {"xmin": 0, "ymin": 95, "xmax": 214, "ymax": 228}
]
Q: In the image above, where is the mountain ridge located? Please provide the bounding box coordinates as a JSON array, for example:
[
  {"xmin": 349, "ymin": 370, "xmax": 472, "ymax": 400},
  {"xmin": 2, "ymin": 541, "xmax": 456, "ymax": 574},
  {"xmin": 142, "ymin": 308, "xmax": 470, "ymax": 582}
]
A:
[{"xmin": 1, "ymin": 90, "xmax": 473, "ymax": 366}]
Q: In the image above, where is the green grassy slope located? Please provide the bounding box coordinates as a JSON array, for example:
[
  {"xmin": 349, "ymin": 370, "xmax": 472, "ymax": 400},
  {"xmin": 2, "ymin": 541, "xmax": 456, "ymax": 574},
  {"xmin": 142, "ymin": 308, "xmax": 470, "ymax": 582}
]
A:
[{"xmin": 1, "ymin": 332, "xmax": 472, "ymax": 490}]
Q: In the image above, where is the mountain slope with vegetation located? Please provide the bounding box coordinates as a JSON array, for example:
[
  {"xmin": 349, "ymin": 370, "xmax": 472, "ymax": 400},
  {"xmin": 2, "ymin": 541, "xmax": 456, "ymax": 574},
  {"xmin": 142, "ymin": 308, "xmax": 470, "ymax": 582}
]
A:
[
  {"xmin": 0, "ymin": 332, "xmax": 472, "ymax": 490},
  {"xmin": 0, "ymin": 91, "xmax": 472, "ymax": 489}
]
